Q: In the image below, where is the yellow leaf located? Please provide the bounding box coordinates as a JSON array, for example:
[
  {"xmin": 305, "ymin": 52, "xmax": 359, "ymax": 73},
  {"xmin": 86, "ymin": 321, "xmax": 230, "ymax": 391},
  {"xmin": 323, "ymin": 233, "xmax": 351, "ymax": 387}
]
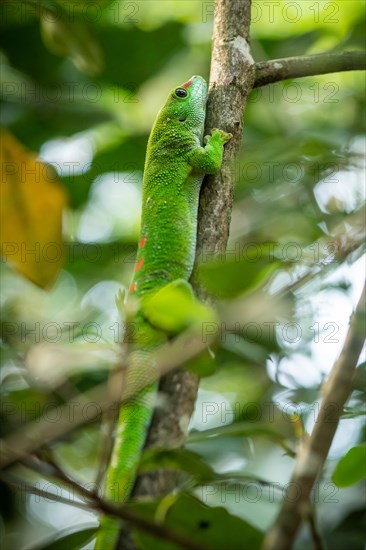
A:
[{"xmin": 0, "ymin": 129, "xmax": 68, "ymax": 288}]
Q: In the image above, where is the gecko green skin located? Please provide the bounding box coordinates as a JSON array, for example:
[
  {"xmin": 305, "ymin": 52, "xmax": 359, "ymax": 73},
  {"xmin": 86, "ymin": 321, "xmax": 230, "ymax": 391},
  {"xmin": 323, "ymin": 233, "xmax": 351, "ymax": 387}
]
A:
[{"xmin": 95, "ymin": 75, "xmax": 231, "ymax": 549}]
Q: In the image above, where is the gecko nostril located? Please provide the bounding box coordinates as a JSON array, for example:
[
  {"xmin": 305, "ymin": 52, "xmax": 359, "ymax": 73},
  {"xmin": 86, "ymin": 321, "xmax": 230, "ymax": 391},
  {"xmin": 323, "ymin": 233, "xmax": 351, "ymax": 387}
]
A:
[{"xmin": 178, "ymin": 117, "xmax": 186, "ymax": 122}]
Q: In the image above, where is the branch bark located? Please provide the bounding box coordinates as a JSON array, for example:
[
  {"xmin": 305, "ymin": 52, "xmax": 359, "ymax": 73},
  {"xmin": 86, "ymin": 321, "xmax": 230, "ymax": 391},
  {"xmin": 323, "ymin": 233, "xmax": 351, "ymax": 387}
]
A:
[
  {"xmin": 254, "ymin": 50, "xmax": 366, "ymax": 88},
  {"xmin": 263, "ymin": 284, "xmax": 366, "ymax": 550},
  {"xmin": 125, "ymin": 0, "xmax": 256, "ymax": 537},
  {"xmin": 194, "ymin": 0, "xmax": 255, "ymax": 275}
]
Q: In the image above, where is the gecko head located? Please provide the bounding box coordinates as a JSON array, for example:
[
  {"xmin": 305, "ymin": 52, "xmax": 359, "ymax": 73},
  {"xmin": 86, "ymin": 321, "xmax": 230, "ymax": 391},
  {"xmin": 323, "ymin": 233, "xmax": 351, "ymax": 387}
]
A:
[{"xmin": 162, "ymin": 75, "xmax": 207, "ymax": 136}]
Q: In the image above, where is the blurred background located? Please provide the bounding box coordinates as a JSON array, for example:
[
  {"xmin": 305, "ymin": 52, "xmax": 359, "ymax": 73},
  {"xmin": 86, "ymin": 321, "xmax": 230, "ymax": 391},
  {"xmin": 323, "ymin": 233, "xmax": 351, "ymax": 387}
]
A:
[{"xmin": 0, "ymin": 1, "xmax": 365, "ymax": 549}]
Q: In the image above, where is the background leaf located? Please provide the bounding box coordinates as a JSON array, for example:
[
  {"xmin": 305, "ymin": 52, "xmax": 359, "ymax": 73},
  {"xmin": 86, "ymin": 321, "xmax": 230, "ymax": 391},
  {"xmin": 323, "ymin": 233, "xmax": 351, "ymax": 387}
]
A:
[
  {"xmin": 332, "ymin": 445, "xmax": 366, "ymax": 487},
  {"xmin": 131, "ymin": 493, "xmax": 263, "ymax": 550},
  {"xmin": 0, "ymin": 129, "xmax": 68, "ymax": 287},
  {"xmin": 32, "ymin": 527, "xmax": 97, "ymax": 550}
]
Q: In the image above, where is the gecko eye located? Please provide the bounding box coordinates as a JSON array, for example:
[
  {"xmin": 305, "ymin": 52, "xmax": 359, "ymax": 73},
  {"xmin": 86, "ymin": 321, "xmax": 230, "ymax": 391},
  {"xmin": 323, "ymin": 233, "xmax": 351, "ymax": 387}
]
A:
[{"xmin": 175, "ymin": 88, "xmax": 188, "ymax": 98}]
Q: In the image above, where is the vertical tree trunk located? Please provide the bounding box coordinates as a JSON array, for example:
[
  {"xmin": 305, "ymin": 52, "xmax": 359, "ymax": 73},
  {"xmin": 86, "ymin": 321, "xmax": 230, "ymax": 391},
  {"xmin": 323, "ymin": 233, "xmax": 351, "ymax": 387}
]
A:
[{"xmin": 117, "ymin": 1, "xmax": 255, "ymax": 548}]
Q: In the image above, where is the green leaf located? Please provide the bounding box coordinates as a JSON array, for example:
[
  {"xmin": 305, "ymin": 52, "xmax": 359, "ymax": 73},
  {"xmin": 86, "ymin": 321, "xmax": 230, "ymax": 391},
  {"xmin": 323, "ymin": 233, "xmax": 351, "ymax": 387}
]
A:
[
  {"xmin": 130, "ymin": 493, "xmax": 263, "ymax": 550},
  {"xmin": 184, "ymin": 346, "xmax": 218, "ymax": 378},
  {"xmin": 142, "ymin": 279, "xmax": 216, "ymax": 333},
  {"xmin": 198, "ymin": 256, "xmax": 278, "ymax": 298},
  {"xmin": 139, "ymin": 448, "xmax": 281, "ymax": 491},
  {"xmin": 97, "ymin": 22, "xmax": 186, "ymax": 89},
  {"xmin": 188, "ymin": 422, "xmax": 288, "ymax": 446},
  {"xmin": 222, "ymin": 334, "xmax": 270, "ymax": 366},
  {"xmin": 33, "ymin": 527, "xmax": 97, "ymax": 550},
  {"xmin": 139, "ymin": 448, "xmax": 217, "ymax": 484},
  {"xmin": 1, "ymin": 389, "xmax": 59, "ymax": 434},
  {"xmin": 352, "ymin": 362, "xmax": 366, "ymax": 393},
  {"xmin": 40, "ymin": 15, "xmax": 103, "ymax": 76},
  {"xmin": 332, "ymin": 445, "xmax": 366, "ymax": 487},
  {"xmin": 326, "ymin": 508, "xmax": 366, "ymax": 550}
]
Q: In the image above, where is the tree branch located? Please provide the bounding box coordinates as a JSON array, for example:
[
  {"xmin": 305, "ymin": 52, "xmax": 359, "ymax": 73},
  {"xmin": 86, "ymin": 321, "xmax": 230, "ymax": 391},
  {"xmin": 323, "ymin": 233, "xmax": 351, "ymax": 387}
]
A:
[
  {"xmin": 263, "ymin": 283, "xmax": 366, "ymax": 550},
  {"xmin": 307, "ymin": 510, "xmax": 326, "ymax": 550},
  {"xmin": 128, "ymin": 0, "xmax": 256, "ymax": 518},
  {"xmin": 254, "ymin": 51, "xmax": 366, "ymax": 88},
  {"xmin": 7, "ymin": 456, "xmax": 209, "ymax": 550},
  {"xmin": 194, "ymin": 0, "xmax": 255, "ymax": 272}
]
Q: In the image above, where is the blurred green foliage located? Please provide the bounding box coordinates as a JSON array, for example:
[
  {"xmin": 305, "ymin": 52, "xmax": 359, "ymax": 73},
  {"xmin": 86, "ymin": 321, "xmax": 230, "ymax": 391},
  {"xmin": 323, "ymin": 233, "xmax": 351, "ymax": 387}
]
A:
[{"xmin": 0, "ymin": 1, "xmax": 365, "ymax": 549}]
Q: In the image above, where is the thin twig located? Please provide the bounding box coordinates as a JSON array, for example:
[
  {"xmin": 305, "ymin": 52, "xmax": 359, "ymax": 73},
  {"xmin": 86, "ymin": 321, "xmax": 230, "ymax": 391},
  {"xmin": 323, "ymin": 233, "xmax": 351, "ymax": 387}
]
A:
[
  {"xmin": 254, "ymin": 51, "xmax": 366, "ymax": 88},
  {"xmin": 0, "ymin": 473, "xmax": 91, "ymax": 512},
  {"xmin": 16, "ymin": 455, "xmax": 209, "ymax": 550},
  {"xmin": 307, "ymin": 508, "xmax": 326, "ymax": 550}
]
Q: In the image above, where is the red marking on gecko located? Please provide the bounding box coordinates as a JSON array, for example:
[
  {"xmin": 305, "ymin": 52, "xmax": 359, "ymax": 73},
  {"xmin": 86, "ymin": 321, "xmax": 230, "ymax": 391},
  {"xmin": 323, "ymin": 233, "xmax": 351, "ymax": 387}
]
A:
[
  {"xmin": 129, "ymin": 282, "xmax": 137, "ymax": 294},
  {"xmin": 134, "ymin": 258, "xmax": 144, "ymax": 272},
  {"xmin": 139, "ymin": 236, "xmax": 147, "ymax": 248},
  {"xmin": 181, "ymin": 78, "xmax": 193, "ymax": 89}
]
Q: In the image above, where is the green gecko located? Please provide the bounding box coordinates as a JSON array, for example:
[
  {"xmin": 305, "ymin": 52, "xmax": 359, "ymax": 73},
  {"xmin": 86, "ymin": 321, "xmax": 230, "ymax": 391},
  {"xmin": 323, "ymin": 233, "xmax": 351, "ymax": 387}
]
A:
[{"xmin": 95, "ymin": 75, "xmax": 231, "ymax": 549}]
